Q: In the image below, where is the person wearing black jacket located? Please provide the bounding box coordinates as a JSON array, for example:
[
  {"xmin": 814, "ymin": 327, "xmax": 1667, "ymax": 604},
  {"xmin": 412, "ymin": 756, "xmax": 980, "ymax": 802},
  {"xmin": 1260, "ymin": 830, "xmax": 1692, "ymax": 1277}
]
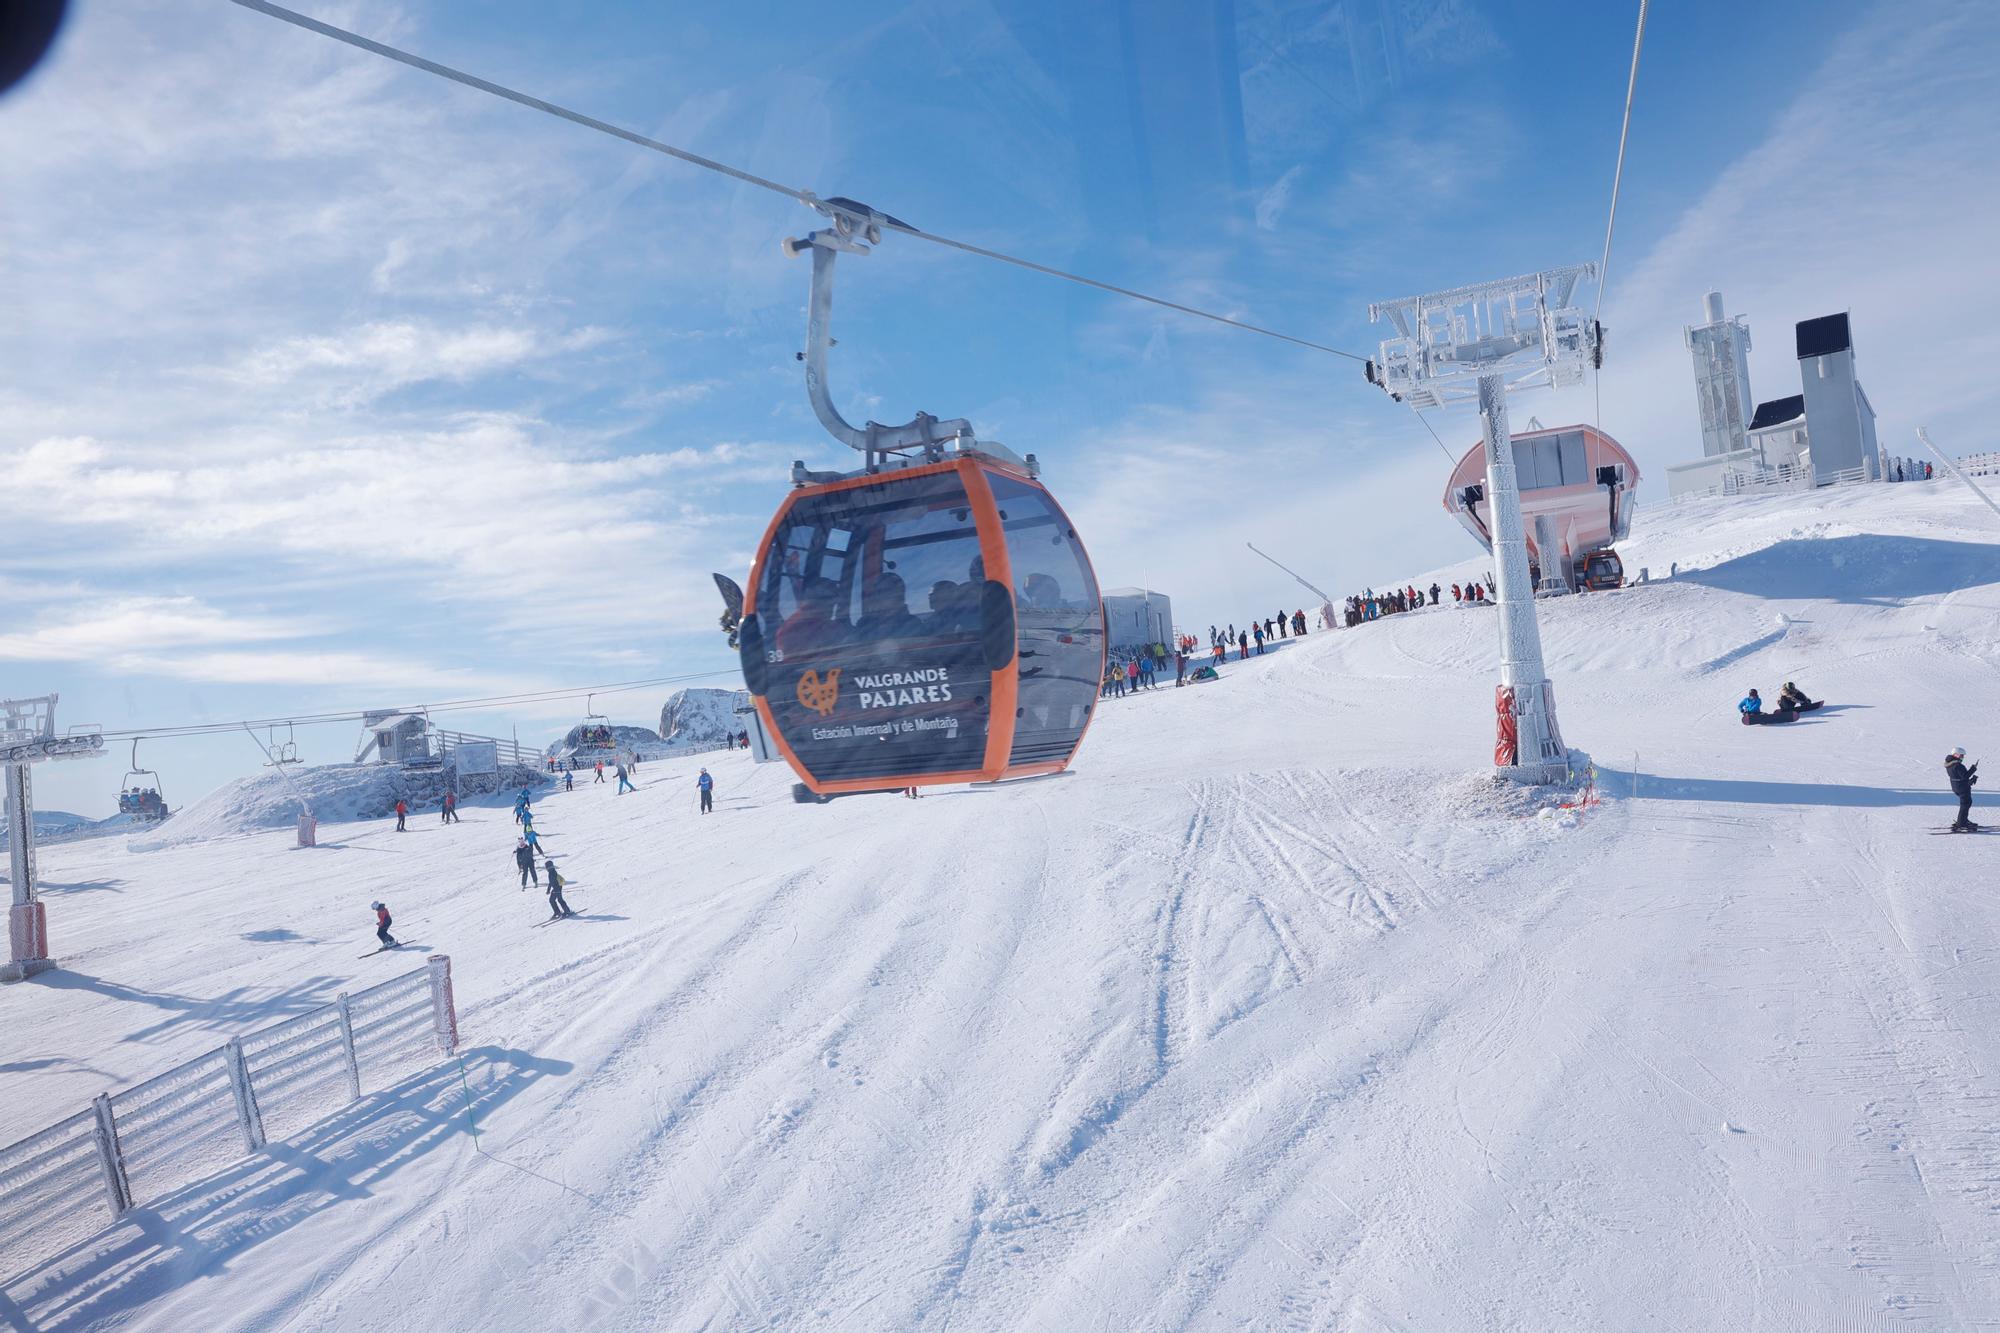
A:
[
  {"xmin": 1778, "ymin": 681, "xmax": 1822, "ymax": 712},
  {"xmin": 1946, "ymin": 748, "xmax": 1979, "ymax": 831},
  {"xmin": 515, "ymin": 838, "xmax": 538, "ymax": 887}
]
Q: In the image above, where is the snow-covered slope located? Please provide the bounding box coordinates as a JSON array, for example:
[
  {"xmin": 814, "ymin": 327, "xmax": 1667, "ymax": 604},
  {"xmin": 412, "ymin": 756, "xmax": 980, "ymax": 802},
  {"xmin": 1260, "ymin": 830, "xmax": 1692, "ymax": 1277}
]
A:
[{"xmin": 5, "ymin": 481, "xmax": 1999, "ymax": 1330}]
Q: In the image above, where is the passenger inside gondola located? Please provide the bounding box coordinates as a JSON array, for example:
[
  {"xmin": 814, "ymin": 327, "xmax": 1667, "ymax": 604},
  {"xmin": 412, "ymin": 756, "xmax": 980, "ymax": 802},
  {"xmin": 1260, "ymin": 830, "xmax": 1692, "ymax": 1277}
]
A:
[
  {"xmin": 858, "ymin": 572, "xmax": 922, "ymax": 641},
  {"xmin": 778, "ymin": 576, "xmax": 847, "ymax": 656}
]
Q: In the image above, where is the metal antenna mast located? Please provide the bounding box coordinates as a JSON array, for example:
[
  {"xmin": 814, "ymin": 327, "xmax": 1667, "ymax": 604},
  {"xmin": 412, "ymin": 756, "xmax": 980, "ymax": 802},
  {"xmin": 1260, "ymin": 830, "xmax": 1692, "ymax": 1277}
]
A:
[
  {"xmin": 1366, "ymin": 266, "xmax": 1603, "ymax": 783},
  {"xmin": 2, "ymin": 695, "xmax": 105, "ymax": 981}
]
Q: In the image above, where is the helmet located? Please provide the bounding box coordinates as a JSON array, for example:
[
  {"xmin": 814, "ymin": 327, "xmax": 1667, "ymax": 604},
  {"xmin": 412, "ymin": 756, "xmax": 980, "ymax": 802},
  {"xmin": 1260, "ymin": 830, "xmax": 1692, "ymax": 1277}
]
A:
[
  {"xmin": 370, "ymin": 901, "xmax": 384, "ymax": 910},
  {"xmin": 1783, "ymin": 682, "xmax": 1795, "ymax": 690},
  {"xmin": 1952, "ymin": 747, "xmax": 1967, "ymax": 758}
]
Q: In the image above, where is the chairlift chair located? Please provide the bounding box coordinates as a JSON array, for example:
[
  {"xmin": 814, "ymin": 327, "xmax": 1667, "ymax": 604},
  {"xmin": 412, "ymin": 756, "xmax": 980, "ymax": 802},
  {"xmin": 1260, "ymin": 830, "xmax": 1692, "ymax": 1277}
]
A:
[
  {"xmin": 579, "ymin": 694, "xmax": 615, "ymax": 749},
  {"xmin": 265, "ymin": 721, "xmax": 301, "ymax": 766},
  {"xmin": 119, "ymin": 739, "xmax": 170, "ymax": 822}
]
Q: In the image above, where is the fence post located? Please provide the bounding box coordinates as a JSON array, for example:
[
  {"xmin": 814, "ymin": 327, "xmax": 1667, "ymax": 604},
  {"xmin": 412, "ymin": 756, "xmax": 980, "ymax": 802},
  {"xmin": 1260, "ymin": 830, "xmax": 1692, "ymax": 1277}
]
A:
[
  {"xmin": 335, "ymin": 992, "xmax": 363, "ymax": 1100},
  {"xmin": 90, "ymin": 1093, "xmax": 131, "ymax": 1216},
  {"xmin": 427, "ymin": 954, "xmax": 458, "ymax": 1056},
  {"xmin": 223, "ymin": 1037, "xmax": 266, "ymax": 1152}
]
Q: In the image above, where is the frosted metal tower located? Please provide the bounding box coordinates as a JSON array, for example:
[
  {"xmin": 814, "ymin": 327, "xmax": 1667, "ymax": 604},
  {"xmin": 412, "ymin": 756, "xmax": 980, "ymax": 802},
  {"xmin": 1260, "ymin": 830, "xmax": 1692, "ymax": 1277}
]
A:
[
  {"xmin": 3, "ymin": 695, "xmax": 104, "ymax": 981},
  {"xmin": 1683, "ymin": 290, "xmax": 1755, "ymax": 458},
  {"xmin": 1367, "ymin": 266, "xmax": 1601, "ymax": 784}
]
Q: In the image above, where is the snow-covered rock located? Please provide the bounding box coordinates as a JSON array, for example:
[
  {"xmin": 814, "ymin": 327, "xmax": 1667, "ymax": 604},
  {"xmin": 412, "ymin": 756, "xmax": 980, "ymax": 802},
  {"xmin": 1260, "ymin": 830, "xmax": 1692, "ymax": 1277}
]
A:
[
  {"xmin": 127, "ymin": 759, "xmax": 548, "ymax": 851},
  {"xmin": 657, "ymin": 687, "xmax": 741, "ymax": 749}
]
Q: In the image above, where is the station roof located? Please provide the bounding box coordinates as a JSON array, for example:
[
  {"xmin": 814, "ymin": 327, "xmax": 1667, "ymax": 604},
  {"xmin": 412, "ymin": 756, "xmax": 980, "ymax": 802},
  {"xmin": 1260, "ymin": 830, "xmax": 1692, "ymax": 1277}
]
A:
[
  {"xmin": 1795, "ymin": 312, "xmax": 1851, "ymax": 359},
  {"xmin": 1748, "ymin": 395, "xmax": 1807, "ymax": 431}
]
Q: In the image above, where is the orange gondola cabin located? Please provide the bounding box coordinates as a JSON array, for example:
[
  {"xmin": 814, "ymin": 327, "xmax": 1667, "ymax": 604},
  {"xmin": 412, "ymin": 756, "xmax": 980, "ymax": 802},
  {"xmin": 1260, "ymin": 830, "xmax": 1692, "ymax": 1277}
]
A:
[{"xmin": 739, "ymin": 451, "xmax": 1105, "ymax": 797}]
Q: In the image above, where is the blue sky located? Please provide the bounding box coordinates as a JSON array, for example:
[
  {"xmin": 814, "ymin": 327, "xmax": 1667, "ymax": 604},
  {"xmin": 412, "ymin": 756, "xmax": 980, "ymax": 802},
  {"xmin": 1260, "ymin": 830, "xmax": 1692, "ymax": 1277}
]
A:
[{"xmin": 5, "ymin": 0, "xmax": 1996, "ymax": 815}]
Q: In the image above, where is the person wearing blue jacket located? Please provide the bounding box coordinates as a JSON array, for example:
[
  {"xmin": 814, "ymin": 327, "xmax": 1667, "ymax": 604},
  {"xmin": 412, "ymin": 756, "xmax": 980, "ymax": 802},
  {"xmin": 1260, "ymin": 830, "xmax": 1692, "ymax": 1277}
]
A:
[
  {"xmin": 1738, "ymin": 689, "xmax": 1764, "ymax": 724},
  {"xmin": 697, "ymin": 767, "xmax": 714, "ymax": 814}
]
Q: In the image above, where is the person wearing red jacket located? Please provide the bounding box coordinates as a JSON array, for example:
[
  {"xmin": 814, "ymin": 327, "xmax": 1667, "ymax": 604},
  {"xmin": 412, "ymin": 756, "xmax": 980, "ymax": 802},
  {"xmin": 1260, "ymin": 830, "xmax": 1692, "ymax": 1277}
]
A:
[
  {"xmin": 441, "ymin": 791, "xmax": 459, "ymax": 824},
  {"xmin": 393, "ymin": 798, "xmax": 408, "ymax": 832},
  {"xmin": 372, "ymin": 901, "xmax": 398, "ymax": 949}
]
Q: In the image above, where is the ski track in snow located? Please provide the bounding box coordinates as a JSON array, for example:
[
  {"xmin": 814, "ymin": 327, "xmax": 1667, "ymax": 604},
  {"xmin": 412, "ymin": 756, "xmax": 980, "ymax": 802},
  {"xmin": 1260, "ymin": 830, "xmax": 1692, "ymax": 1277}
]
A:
[{"xmin": 5, "ymin": 484, "xmax": 2000, "ymax": 1329}]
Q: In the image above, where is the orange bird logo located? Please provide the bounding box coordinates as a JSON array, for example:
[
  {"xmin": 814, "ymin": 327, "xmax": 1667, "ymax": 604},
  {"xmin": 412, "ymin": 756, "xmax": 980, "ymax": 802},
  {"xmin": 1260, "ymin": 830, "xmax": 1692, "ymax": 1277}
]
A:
[{"xmin": 797, "ymin": 668, "xmax": 841, "ymax": 717}]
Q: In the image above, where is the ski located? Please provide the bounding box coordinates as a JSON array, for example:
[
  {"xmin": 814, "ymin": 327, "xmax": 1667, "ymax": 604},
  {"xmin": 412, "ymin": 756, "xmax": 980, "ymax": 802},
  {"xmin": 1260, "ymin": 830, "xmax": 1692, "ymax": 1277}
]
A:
[
  {"xmin": 357, "ymin": 945, "xmax": 402, "ymax": 957},
  {"xmin": 1929, "ymin": 828, "xmax": 1991, "ymax": 835},
  {"xmin": 533, "ymin": 910, "xmax": 584, "ymax": 927}
]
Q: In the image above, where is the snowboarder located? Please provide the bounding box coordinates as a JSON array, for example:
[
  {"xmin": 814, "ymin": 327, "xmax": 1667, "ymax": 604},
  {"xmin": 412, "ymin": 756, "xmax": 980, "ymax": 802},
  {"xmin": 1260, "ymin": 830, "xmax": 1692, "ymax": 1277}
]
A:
[
  {"xmin": 1429, "ymin": 583, "xmax": 1440, "ymax": 606},
  {"xmin": 545, "ymin": 859, "xmax": 574, "ymax": 918},
  {"xmin": 697, "ymin": 767, "xmax": 715, "ymax": 814},
  {"xmin": 441, "ymin": 790, "xmax": 459, "ymax": 824},
  {"xmin": 563, "ymin": 769, "xmax": 574, "ymax": 791},
  {"xmin": 515, "ymin": 837, "xmax": 538, "ymax": 888},
  {"xmin": 615, "ymin": 761, "xmax": 636, "ymax": 795},
  {"xmin": 1253, "ymin": 624, "xmax": 1265, "ymax": 655},
  {"xmin": 1738, "ymin": 689, "xmax": 1764, "ymax": 724},
  {"xmin": 1946, "ymin": 748, "xmax": 1979, "ymax": 831},
  {"xmin": 393, "ymin": 798, "xmax": 407, "ymax": 832},
  {"xmin": 372, "ymin": 901, "xmax": 398, "ymax": 949},
  {"xmin": 1238, "ymin": 630, "xmax": 1250, "ymax": 660},
  {"xmin": 1778, "ymin": 681, "xmax": 1822, "ymax": 713}
]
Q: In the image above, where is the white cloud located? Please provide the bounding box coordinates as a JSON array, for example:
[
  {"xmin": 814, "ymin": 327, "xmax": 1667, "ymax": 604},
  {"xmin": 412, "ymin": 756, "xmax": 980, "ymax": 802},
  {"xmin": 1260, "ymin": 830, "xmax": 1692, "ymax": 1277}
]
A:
[
  {"xmin": 0, "ymin": 597, "xmax": 311, "ymax": 661},
  {"xmin": 214, "ymin": 321, "xmax": 613, "ymax": 403}
]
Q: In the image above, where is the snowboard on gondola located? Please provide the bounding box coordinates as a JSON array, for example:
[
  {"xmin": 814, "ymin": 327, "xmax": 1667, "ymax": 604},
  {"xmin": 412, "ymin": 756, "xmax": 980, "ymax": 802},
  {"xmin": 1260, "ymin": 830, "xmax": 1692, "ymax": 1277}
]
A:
[{"xmin": 713, "ymin": 573, "xmax": 745, "ymax": 649}]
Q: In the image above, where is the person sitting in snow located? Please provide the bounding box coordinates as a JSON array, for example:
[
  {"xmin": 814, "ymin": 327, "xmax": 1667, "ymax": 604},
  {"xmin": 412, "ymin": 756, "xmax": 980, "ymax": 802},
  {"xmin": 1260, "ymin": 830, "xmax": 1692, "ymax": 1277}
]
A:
[
  {"xmin": 1778, "ymin": 681, "xmax": 1822, "ymax": 713},
  {"xmin": 1739, "ymin": 689, "xmax": 1764, "ymax": 725}
]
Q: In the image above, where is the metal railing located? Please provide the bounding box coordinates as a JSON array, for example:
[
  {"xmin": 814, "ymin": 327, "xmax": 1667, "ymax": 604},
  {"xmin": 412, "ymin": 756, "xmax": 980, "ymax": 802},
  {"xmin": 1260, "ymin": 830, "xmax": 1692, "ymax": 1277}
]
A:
[
  {"xmin": 432, "ymin": 729, "xmax": 538, "ymax": 770},
  {"xmin": 0, "ymin": 956, "xmax": 457, "ymax": 1278}
]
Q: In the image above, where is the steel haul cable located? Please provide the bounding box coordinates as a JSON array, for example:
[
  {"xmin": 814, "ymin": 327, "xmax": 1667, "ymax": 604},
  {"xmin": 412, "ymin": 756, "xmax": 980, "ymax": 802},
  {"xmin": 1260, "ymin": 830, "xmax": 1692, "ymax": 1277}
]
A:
[{"xmin": 226, "ymin": 0, "xmax": 1367, "ymax": 363}]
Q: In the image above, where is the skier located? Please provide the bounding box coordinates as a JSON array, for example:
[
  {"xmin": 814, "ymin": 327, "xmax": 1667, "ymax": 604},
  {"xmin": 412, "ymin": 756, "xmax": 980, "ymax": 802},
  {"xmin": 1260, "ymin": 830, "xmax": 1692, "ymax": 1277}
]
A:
[
  {"xmin": 544, "ymin": 858, "xmax": 574, "ymax": 918},
  {"xmin": 1252, "ymin": 624, "xmax": 1265, "ymax": 655},
  {"xmin": 1238, "ymin": 629, "xmax": 1250, "ymax": 660},
  {"xmin": 513, "ymin": 788, "xmax": 531, "ymax": 824},
  {"xmin": 1175, "ymin": 648, "xmax": 1188, "ymax": 686},
  {"xmin": 563, "ymin": 768, "xmax": 574, "ymax": 791},
  {"xmin": 697, "ymin": 767, "xmax": 715, "ymax": 814},
  {"xmin": 372, "ymin": 901, "xmax": 398, "ymax": 949},
  {"xmin": 515, "ymin": 837, "xmax": 538, "ymax": 888},
  {"xmin": 1452, "ymin": 584, "xmax": 1462, "ymax": 603},
  {"xmin": 441, "ymin": 790, "xmax": 459, "ymax": 824},
  {"xmin": 594, "ymin": 760, "xmax": 606, "ymax": 783},
  {"xmin": 1429, "ymin": 583, "xmax": 1440, "ymax": 606},
  {"xmin": 523, "ymin": 824, "xmax": 546, "ymax": 856},
  {"xmin": 393, "ymin": 798, "xmax": 407, "ymax": 833},
  {"xmin": 1945, "ymin": 748, "xmax": 1979, "ymax": 831},
  {"xmin": 615, "ymin": 761, "xmax": 636, "ymax": 795},
  {"xmin": 1778, "ymin": 681, "xmax": 1823, "ymax": 713}
]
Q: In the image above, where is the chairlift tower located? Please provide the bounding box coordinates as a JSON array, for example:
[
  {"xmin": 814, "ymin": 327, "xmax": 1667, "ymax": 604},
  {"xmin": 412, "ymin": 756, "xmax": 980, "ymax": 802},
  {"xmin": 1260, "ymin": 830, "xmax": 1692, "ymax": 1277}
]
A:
[
  {"xmin": 1366, "ymin": 265, "xmax": 1602, "ymax": 783},
  {"xmin": 2, "ymin": 695, "xmax": 106, "ymax": 981}
]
